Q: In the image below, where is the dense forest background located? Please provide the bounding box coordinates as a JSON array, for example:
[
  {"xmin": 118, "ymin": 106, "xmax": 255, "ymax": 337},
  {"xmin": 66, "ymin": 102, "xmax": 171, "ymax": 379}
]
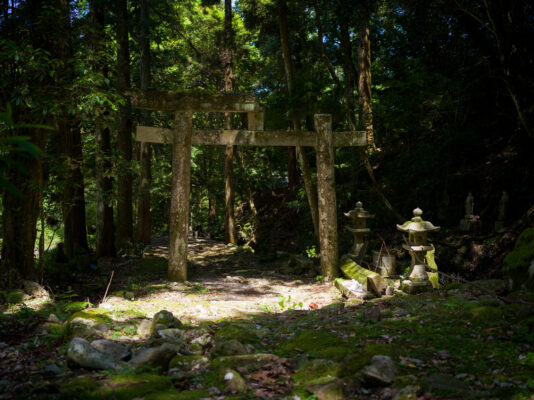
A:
[{"xmin": 1, "ymin": 0, "xmax": 533, "ymax": 288}]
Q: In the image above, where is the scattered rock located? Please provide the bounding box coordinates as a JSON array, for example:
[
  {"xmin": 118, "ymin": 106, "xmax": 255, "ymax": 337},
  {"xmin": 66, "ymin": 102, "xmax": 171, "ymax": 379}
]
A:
[
  {"xmin": 65, "ymin": 312, "xmax": 109, "ymax": 338},
  {"xmin": 128, "ymin": 343, "xmax": 178, "ymax": 371},
  {"xmin": 472, "ymin": 279, "xmax": 508, "ymax": 295},
  {"xmin": 367, "ymin": 275, "xmax": 388, "ymax": 297},
  {"xmin": 212, "ymin": 353, "xmax": 279, "ymax": 373},
  {"xmin": 43, "ymin": 363, "xmax": 63, "ymax": 377},
  {"xmin": 385, "ymin": 286, "xmax": 395, "ymax": 296},
  {"xmin": 190, "ymin": 333, "xmax": 214, "ymax": 348},
  {"xmin": 137, "ymin": 319, "xmax": 152, "ymax": 337},
  {"xmin": 151, "ymin": 310, "xmax": 183, "ymax": 336},
  {"xmin": 222, "ymin": 369, "xmax": 248, "ymax": 393},
  {"xmin": 91, "ymin": 339, "xmax": 130, "ymax": 361},
  {"xmin": 316, "ymin": 380, "xmax": 345, "ymax": 400},
  {"xmin": 361, "ymin": 355, "xmax": 398, "ymax": 386},
  {"xmin": 423, "ymin": 372, "xmax": 468, "ymax": 393},
  {"xmin": 48, "ymin": 314, "xmax": 61, "ymax": 324},
  {"xmin": 67, "ymin": 337, "xmax": 124, "ymax": 371},
  {"xmin": 22, "ymin": 280, "xmax": 50, "ymax": 299},
  {"xmin": 212, "ymin": 339, "xmax": 249, "ymax": 357},
  {"xmin": 157, "ymin": 328, "xmax": 187, "ymax": 344},
  {"xmin": 393, "ymin": 385, "xmax": 421, "ymax": 400}
]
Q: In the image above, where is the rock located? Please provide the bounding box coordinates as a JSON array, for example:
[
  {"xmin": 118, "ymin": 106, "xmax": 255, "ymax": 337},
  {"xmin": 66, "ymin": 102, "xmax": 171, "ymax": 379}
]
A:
[
  {"xmin": 43, "ymin": 363, "xmax": 63, "ymax": 377},
  {"xmin": 48, "ymin": 314, "xmax": 61, "ymax": 324},
  {"xmin": 367, "ymin": 275, "xmax": 388, "ymax": 297},
  {"xmin": 222, "ymin": 369, "xmax": 248, "ymax": 393},
  {"xmin": 393, "ymin": 385, "xmax": 421, "ymax": 400},
  {"xmin": 316, "ymin": 380, "xmax": 345, "ymax": 400},
  {"xmin": 169, "ymin": 355, "xmax": 209, "ymax": 371},
  {"xmin": 151, "ymin": 310, "xmax": 183, "ymax": 336},
  {"xmin": 289, "ymin": 254, "xmax": 316, "ymax": 273},
  {"xmin": 212, "ymin": 353, "xmax": 280, "ymax": 373},
  {"xmin": 128, "ymin": 343, "xmax": 178, "ymax": 371},
  {"xmin": 334, "ymin": 278, "xmax": 369, "ymax": 299},
  {"xmin": 340, "ymin": 258, "xmax": 395, "ymax": 289},
  {"xmin": 93, "ymin": 322, "xmax": 109, "ymax": 332},
  {"xmin": 385, "ymin": 286, "xmax": 395, "ymax": 296},
  {"xmin": 22, "ymin": 280, "xmax": 50, "ymax": 299},
  {"xmin": 65, "ymin": 312, "xmax": 109, "ymax": 338},
  {"xmin": 91, "ymin": 339, "xmax": 130, "ymax": 361},
  {"xmin": 361, "ymin": 355, "xmax": 397, "ymax": 386},
  {"xmin": 212, "ymin": 339, "xmax": 249, "ymax": 357},
  {"xmin": 137, "ymin": 319, "xmax": 152, "ymax": 337},
  {"xmin": 190, "ymin": 333, "xmax": 214, "ymax": 348},
  {"xmin": 67, "ymin": 337, "xmax": 124, "ymax": 371},
  {"xmin": 157, "ymin": 328, "xmax": 187, "ymax": 344}
]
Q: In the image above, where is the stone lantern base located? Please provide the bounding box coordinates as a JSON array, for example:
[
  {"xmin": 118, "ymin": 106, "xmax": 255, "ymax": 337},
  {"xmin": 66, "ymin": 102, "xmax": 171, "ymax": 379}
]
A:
[{"xmin": 401, "ymin": 279, "xmax": 433, "ymax": 294}]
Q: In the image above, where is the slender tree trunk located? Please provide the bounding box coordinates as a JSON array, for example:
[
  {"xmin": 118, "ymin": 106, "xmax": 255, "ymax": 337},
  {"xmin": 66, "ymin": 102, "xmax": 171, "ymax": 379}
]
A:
[
  {"xmin": 278, "ymin": 0, "xmax": 319, "ymax": 241},
  {"xmin": 59, "ymin": 121, "xmax": 89, "ymax": 258},
  {"xmin": 223, "ymin": 0, "xmax": 236, "ymax": 244},
  {"xmin": 92, "ymin": 2, "xmax": 115, "ymax": 257},
  {"xmin": 339, "ymin": 10, "xmax": 357, "ymax": 125},
  {"xmin": 357, "ymin": 8, "xmax": 374, "ymax": 148},
  {"xmin": 116, "ymin": 0, "xmax": 133, "ymax": 243},
  {"xmin": 135, "ymin": 0, "xmax": 152, "ymax": 245}
]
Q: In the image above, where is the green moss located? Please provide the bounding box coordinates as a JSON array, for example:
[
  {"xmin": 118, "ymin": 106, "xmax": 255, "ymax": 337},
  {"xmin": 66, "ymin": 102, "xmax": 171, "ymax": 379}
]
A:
[
  {"xmin": 60, "ymin": 377, "xmax": 99, "ymax": 400},
  {"xmin": 145, "ymin": 389, "xmax": 210, "ymax": 400},
  {"xmin": 169, "ymin": 355, "xmax": 208, "ymax": 370},
  {"xmin": 470, "ymin": 306, "xmax": 503, "ymax": 320},
  {"xmin": 311, "ymin": 346, "xmax": 353, "ymax": 361},
  {"xmin": 100, "ymin": 374, "xmax": 173, "ymax": 400},
  {"xmin": 340, "ymin": 343, "xmax": 393, "ymax": 377},
  {"xmin": 67, "ymin": 311, "xmax": 112, "ymax": 324},
  {"xmin": 340, "ymin": 258, "xmax": 377, "ymax": 284},
  {"xmin": 214, "ymin": 323, "xmax": 260, "ymax": 344},
  {"xmin": 504, "ymin": 228, "xmax": 534, "ymax": 272},
  {"xmin": 64, "ymin": 301, "xmax": 92, "ymax": 313},
  {"xmin": 444, "ymin": 282, "xmax": 463, "ymax": 291},
  {"xmin": 279, "ymin": 329, "xmax": 342, "ymax": 357},
  {"xmin": 293, "ymin": 359, "xmax": 341, "ymax": 386}
]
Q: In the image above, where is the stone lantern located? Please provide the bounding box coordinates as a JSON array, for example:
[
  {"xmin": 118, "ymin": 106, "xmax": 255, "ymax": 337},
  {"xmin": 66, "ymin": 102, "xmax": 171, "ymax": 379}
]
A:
[
  {"xmin": 397, "ymin": 208, "xmax": 440, "ymax": 293},
  {"xmin": 345, "ymin": 201, "xmax": 374, "ymax": 259}
]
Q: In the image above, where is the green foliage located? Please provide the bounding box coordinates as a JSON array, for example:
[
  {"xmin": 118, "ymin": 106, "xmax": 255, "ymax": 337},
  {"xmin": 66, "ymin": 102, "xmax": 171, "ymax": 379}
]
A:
[
  {"xmin": 503, "ymin": 228, "xmax": 534, "ymax": 272},
  {"xmin": 277, "ymin": 295, "xmax": 302, "ymax": 311}
]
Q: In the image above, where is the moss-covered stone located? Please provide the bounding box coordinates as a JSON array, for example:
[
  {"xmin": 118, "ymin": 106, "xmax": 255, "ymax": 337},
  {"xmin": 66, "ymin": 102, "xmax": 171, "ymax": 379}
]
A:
[
  {"xmin": 211, "ymin": 353, "xmax": 279, "ymax": 372},
  {"xmin": 504, "ymin": 228, "xmax": 534, "ymax": 273},
  {"xmin": 60, "ymin": 377, "xmax": 100, "ymax": 399},
  {"xmin": 169, "ymin": 355, "xmax": 208, "ymax": 370},
  {"xmin": 214, "ymin": 323, "xmax": 264, "ymax": 344},
  {"xmin": 340, "ymin": 344, "xmax": 393, "ymax": 377},
  {"xmin": 146, "ymin": 389, "xmax": 211, "ymax": 400},
  {"xmin": 470, "ymin": 306, "xmax": 504, "ymax": 320},
  {"xmin": 294, "ymin": 359, "xmax": 341, "ymax": 387},
  {"xmin": 425, "ymin": 246, "xmax": 440, "ymax": 289},
  {"xmin": 99, "ymin": 374, "xmax": 173, "ymax": 400}
]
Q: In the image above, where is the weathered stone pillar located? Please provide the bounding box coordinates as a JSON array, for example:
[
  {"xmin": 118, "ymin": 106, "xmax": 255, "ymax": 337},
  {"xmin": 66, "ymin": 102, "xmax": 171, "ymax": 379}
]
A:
[
  {"xmin": 315, "ymin": 114, "xmax": 338, "ymax": 279},
  {"xmin": 169, "ymin": 111, "xmax": 193, "ymax": 282},
  {"xmin": 247, "ymin": 111, "xmax": 264, "ymax": 131}
]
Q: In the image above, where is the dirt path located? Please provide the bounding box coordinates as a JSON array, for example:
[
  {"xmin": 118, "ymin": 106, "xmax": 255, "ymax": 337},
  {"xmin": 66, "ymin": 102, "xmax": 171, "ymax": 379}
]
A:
[{"xmin": 99, "ymin": 236, "xmax": 341, "ymax": 323}]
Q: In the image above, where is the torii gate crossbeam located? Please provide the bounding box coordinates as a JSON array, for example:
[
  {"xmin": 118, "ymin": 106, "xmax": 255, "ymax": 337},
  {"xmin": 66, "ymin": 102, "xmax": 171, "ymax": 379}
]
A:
[{"xmin": 128, "ymin": 90, "xmax": 367, "ymax": 282}]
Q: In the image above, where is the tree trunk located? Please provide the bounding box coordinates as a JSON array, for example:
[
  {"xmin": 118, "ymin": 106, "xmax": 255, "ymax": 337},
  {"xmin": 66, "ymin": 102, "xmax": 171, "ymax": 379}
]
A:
[
  {"xmin": 357, "ymin": 8, "xmax": 374, "ymax": 147},
  {"xmin": 339, "ymin": 9, "xmax": 357, "ymax": 126},
  {"xmin": 92, "ymin": 2, "xmax": 115, "ymax": 257},
  {"xmin": 135, "ymin": 0, "xmax": 152, "ymax": 245},
  {"xmin": 1, "ymin": 127, "xmax": 47, "ymax": 286},
  {"xmin": 278, "ymin": 0, "xmax": 319, "ymax": 242},
  {"xmin": 59, "ymin": 121, "xmax": 88, "ymax": 258},
  {"xmin": 116, "ymin": 0, "xmax": 133, "ymax": 243},
  {"xmin": 223, "ymin": 0, "xmax": 236, "ymax": 244}
]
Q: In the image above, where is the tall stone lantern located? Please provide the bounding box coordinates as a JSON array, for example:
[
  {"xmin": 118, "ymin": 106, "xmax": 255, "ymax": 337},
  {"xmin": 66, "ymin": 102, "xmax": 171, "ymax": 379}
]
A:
[
  {"xmin": 397, "ymin": 208, "xmax": 440, "ymax": 293},
  {"xmin": 345, "ymin": 201, "xmax": 374, "ymax": 259}
]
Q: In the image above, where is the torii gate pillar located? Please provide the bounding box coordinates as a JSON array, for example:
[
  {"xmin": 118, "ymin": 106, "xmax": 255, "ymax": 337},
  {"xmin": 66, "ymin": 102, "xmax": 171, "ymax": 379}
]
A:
[{"xmin": 169, "ymin": 111, "xmax": 192, "ymax": 281}]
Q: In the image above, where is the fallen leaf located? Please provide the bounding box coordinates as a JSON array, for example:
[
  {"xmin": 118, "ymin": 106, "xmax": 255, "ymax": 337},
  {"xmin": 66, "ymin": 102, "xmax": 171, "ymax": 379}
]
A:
[{"xmin": 309, "ymin": 302, "xmax": 319, "ymax": 309}]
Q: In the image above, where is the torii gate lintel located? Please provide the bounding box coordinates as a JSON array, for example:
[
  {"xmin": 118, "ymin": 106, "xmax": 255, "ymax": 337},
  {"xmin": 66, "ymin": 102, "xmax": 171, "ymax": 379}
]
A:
[{"xmin": 128, "ymin": 90, "xmax": 366, "ymax": 282}]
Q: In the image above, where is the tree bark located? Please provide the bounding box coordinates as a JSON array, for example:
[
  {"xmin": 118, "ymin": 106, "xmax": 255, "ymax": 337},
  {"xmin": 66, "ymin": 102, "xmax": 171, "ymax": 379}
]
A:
[
  {"xmin": 116, "ymin": 0, "xmax": 133, "ymax": 243},
  {"xmin": 135, "ymin": 0, "xmax": 152, "ymax": 245},
  {"xmin": 92, "ymin": 2, "xmax": 115, "ymax": 257},
  {"xmin": 278, "ymin": 0, "xmax": 319, "ymax": 241},
  {"xmin": 357, "ymin": 8, "xmax": 374, "ymax": 147},
  {"xmin": 223, "ymin": 0, "xmax": 236, "ymax": 244}
]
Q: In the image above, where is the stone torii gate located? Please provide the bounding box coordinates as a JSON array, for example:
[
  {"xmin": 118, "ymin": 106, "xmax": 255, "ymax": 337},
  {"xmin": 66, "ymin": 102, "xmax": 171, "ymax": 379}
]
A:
[{"xmin": 128, "ymin": 90, "xmax": 366, "ymax": 282}]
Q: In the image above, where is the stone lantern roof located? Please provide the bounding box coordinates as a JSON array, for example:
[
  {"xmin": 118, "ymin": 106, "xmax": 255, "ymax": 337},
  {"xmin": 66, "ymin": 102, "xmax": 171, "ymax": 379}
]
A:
[
  {"xmin": 344, "ymin": 201, "xmax": 375, "ymax": 220},
  {"xmin": 397, "ymin": 208, "xmax": 440, "ymax": 233}
]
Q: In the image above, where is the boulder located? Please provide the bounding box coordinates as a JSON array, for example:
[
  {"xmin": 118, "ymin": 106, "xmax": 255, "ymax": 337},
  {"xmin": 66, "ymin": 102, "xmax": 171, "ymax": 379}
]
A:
[
  {"xmin": 157, "ymin": 328, "xmax": 187, "ymax": 345},
  {"xmin": 361, "ymin": 355, "xmax": 397, "ymax": 386},
  {"xmin": 393, "ymin": 385, "xmax": 421, "ymax": 400},
  {"xmin": 316, "ymin": 380, "xmax": 345, "ymax": 400},
  {"xmin": 22, "ymin": 280, "xmax": 50, "ymax": 299},
  {"xmin": 150, "ymin": 310, "xmax": 183, "ymax": 336},
  {"xmin": 67, "ymin": 338, "xmax": 124, "ymax": 371},
  {"xmin": 128, "ymin": 343, "xmax": 178, "ymax": 371},
  {"xmin": 65, "ymin": 312, "xmax": 109, "ymax": 338},
  {"xmin": 222, "ymin": 369, "xmax": 248, "ymax": 393},
  {"xmin": 212, "ymin": 339, "xmax": 249, "ymax": 357},
  {"xmin": 137, "ymin": 319, "xmax": 152, "ymax": 337},
  {"xmin": 91, "ymin": 339, "xmax": 130, "ymax": 361},
  {"xmin": 212, "ymin": 353, "xmax": 279, "ymax": 373}
]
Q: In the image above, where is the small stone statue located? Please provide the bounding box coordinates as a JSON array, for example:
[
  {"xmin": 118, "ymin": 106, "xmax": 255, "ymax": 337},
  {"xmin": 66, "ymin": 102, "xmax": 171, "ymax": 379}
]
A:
[{"xmin": 465, "ymin": 192, "xmax": 474, "ymax": 218}]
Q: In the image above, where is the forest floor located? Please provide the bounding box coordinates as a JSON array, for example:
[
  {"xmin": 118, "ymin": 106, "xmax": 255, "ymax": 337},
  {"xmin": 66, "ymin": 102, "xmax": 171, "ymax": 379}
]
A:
[{"xmin": 1, "ymin": 236, "xmax": 534, "ymax": 400}]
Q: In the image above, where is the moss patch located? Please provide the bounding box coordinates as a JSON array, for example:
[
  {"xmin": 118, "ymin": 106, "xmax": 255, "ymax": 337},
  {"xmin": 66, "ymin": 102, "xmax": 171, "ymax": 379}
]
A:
[
  {"xmin": 279, "ymin": 329, "xmax": 342, "ymax": 356},
  {"xmin": 100, "ymin": 374, "xmax": 173, "ymax": 400}
]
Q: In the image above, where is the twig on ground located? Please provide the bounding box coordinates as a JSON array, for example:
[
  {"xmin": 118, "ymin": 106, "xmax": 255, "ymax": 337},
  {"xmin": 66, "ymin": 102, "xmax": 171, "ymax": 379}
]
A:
[{"xmin": 102, "ymin": 270, "xmax": 114, "ymax": 303}]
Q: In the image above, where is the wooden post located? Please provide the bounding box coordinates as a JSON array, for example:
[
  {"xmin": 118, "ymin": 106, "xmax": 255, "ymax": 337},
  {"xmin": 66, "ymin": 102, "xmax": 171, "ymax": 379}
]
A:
[
  {"xmin": 169, "ymin": 111, "xmax": 193, "ymax": 282},
  {"xmin": 315, "ymin": 114, "xmax": 338, "ymax": 279}
]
